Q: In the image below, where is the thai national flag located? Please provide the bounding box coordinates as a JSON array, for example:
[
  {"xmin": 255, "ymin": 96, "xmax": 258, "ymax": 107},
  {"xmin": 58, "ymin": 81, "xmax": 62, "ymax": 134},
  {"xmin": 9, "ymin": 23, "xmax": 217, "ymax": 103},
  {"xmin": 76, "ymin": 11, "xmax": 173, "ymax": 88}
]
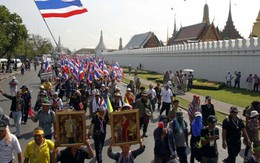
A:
[
  {"xmin": 79, "ymin": 65, "xmax": 84, "ymax": 81},
  {"xmin": 35, "ymin": 0, "xmax": 87, "ymax": 18},
  {"xmin": 44, "ymin": 61, "xmax": 51, "ymax": 72},
  {"xmin": 102, "ymin": 64, "xmax": 110, "ymax": 76}
]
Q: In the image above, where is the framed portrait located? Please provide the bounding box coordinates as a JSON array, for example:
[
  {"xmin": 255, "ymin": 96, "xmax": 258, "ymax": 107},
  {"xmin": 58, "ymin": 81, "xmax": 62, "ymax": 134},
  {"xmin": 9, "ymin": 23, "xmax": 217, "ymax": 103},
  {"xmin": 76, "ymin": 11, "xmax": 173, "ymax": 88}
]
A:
[
  {"xmin": 55, "ymin": 110, "xmax": 86, "ymax": 147},
  {"xmin": 110, "ymin": 109, "xmax": 140, "ymax": 146}
]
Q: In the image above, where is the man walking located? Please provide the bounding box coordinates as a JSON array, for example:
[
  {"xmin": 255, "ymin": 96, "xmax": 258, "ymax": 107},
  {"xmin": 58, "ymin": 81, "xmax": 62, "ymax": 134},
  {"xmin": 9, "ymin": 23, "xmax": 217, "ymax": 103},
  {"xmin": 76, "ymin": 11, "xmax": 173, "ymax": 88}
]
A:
[
  {"xmin": 24, "ymin": 127, "xmax": 55, "ymax": 163},
  {"xmin": 0, "ymin": 119, "xmax": 22, "ymax": 163},
  {"xmin": 154, "ymin": 115, "xmax": 177, "ymax": 163},
  {"xmin": 31, "ymin": 100, "xmax": 55, "ymax": 139},
  {"xmin": 160, "ymin": 84, "xmax": 173, "ymax": 116},
  {"xmin": 200, "ymin": 115, "xmax": 219, "ymax": 163},
  {"xmin": 222, "ymin": 107, "xmax": 251, "ymax": 163}
]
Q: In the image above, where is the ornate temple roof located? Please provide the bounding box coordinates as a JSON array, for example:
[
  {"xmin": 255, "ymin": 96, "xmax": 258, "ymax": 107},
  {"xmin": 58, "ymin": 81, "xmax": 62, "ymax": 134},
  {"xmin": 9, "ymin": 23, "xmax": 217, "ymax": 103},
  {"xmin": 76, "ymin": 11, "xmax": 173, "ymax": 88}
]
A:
[{"xmin": 220, "ymin": 1, "xmax": 243, "ymax": 40}]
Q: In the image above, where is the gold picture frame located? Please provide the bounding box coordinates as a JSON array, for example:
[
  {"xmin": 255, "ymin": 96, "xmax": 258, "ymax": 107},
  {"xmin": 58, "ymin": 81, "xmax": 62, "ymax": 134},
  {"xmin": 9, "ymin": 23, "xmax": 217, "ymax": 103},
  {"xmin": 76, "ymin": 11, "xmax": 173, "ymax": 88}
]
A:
[
  {"xmin": 55, "ymin": 110, "xmax": 86, "ymax": 147},
  {"xmin": 110, "ymin": 109, "xmax": 140, "ymax": 146}
]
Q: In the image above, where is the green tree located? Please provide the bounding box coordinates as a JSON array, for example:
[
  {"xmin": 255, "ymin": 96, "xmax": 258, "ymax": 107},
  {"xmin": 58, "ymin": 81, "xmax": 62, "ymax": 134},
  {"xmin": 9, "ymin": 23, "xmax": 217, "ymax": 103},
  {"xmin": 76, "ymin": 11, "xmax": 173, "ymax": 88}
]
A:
[
  {"xmin": 30, "ymin": 34, "xmax": 54, "ymax": 55},
  {"xmin": 0, "ymin": 6, "xmax": 27, "ymax": 58}
]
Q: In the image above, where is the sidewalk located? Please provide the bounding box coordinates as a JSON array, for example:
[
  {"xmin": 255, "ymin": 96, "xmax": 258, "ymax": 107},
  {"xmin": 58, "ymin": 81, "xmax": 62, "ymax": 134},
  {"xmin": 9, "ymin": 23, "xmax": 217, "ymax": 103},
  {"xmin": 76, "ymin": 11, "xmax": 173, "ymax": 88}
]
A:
[
  {"xmin": 0, "ymin": 71, "xmax": 20, "ymax": 81},
  {"xmin": 124, "ymin": 74, "xmax": 245, "ymax": 121}
]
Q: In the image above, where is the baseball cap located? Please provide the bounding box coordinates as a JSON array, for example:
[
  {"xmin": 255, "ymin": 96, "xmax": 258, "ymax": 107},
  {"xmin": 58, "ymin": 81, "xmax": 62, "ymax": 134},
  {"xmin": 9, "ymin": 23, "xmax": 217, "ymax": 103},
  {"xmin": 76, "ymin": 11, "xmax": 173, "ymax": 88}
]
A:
[
  {"xmin": 207, "ymin": 115, "xmax": 217, "ymax": 124},
  {"xmin": 194, "ymin": 112, "xmax": 202, "ymax": 117},
  {"xmin": 0, "ymin": 120, "xmax": 8, "ymax": 130},
  {"xmin": 230, "ymin": 106, "xmax": 238, "ymax": 113}
]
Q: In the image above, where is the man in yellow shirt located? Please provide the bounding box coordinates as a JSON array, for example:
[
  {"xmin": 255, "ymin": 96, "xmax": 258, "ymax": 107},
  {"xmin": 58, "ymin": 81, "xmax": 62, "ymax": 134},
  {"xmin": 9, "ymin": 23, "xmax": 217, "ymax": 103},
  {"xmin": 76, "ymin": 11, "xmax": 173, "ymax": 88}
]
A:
[
  {"xmin": 43, "ymin": 79, "xmax": 52, "ymax": 91},
  {"xmin": 24, "ymin": 127, "xmax": 55, "ymax": 163}
]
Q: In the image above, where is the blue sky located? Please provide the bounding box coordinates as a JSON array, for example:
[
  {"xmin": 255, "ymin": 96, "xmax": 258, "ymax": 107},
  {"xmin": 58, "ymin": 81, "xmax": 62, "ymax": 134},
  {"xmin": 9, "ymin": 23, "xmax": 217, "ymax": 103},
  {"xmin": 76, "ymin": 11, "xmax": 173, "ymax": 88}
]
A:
[{"xmin": 1, "ymin": 0, "xmax": 259, "ymax": 51}]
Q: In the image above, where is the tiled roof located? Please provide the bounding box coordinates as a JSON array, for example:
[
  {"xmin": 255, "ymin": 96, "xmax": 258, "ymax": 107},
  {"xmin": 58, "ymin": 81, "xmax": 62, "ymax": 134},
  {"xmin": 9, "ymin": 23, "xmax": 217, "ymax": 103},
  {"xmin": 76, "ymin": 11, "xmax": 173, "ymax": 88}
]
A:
[
  {"xmin": 124, "ymin": 32, "xmax": 152, "ymax": 50},
  {"xmin": 174, "ymin": 23, "xmax": 206, "ymax": 42}
]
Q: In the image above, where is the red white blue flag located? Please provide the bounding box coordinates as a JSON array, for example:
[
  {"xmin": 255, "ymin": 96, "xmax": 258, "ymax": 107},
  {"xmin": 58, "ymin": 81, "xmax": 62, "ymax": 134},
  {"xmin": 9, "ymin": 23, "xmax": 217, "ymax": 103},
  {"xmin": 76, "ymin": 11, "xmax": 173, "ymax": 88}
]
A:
[{"xmin": 35, "ymin": 0, "xmax": 87, "ymax": 18}]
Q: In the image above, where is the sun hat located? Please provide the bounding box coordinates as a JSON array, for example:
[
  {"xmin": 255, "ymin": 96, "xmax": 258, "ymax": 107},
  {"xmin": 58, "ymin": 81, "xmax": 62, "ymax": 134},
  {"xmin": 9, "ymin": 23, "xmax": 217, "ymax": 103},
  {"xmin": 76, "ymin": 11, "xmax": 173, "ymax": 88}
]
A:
[{"xmin": 250, "ymin": 110, "xmax": 259, "ymax": 118}]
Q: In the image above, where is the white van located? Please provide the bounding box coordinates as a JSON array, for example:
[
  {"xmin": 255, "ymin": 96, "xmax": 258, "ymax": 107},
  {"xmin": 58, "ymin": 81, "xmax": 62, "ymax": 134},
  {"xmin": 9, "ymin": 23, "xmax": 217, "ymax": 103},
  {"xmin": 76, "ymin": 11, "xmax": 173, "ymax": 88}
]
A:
[{"xmin": 10, "ymin": 58, "xmax": 22, "ymax": 68}]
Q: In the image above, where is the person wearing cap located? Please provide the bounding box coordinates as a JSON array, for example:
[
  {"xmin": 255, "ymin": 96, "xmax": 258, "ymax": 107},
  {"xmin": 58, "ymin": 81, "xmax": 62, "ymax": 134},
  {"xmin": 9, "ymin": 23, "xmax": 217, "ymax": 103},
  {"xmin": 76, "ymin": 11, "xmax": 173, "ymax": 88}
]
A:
[
  {"xmin": 107, "ymin": 138, "xmax": 145, "ymax": 163},
  {"xmin": 245, "ymin": 110, "xmax": 260, "ymax": 157},
  {"xmin": 50, "ymin": 92, "xmax": 63, "ymax": 111},
  {"xmin": 9, "ymin": 76, "xmax": 19, "ymax": 96},
  {"xmin": 52, "ymin": 137, "xmax": 94, "ymax": 163},
  {"xmin": 90, "ymin": 106, "xmax": 109, "ymax": 163},
  {"xmin": 190, "ymin": 112, "xmax": 203, "ymax": 163},
  {"xmin": 34, "ymin": 90, "xmax": 48, "ymax": 112},
  {"xmin": 0, "ymin": 89, "xmax": 24, "ymax": 138},
  {"xmin": 20, "ymin": 85, "xmax": 31, "ymax": 124},
  {"xmin": 154, "ymin": 115, "xmax": 177, "ymax": 162},
  {"xmin": 31, "ymin": 100, "xmax": 55, "ymax": 140},
  {"xmin": 188, "ymin": 95, "xmax": 201, "ymax": 124},
  {"xmin": 136, "ymin": 91, "xmax": 153, "ymax": 138},
  {"xmin": 222, "ymin": 106, "xmax": 251, "ymax": 163},
  {"xmin": 112, "ymin": 93, "xmax": 124, "ymax": 112},
  {"xmin": 201, "ymin": 96, "xmax": 215, "ymax": 126},
  {"xmin": 160, "ymin": 84, "xmax": 173, "ymax": 117},
  {"xmin": 24, "ymin": 127, "xmax": 55, "ymax": 163},
  {"xmin": 37, "ymin": 85, "xmax": 46, "ymax": 101},
  {"xmin": 147, "ymin": 84, "xmax": 156, "ymax": 112},
  {"xmin": 124, "ymin": 87, "xmax": 135, "ymax": 106},
  {"xmin": 169, "ymin": 111, "xmax": 188, "ymax": 163},
  {"xmin": 200, "ymin": 115, "xmax": 219, "ymax": 163},
  {"xmin": 0, "ymin": 120, "xmax": 22, "ymax": 163},
  {"xmin": 244, "ymin": 142, "xmax": 260, "ymax": 163},
  {"xmin": 69, "ymin": 90, "xmax": 82, "ymax": 111}
]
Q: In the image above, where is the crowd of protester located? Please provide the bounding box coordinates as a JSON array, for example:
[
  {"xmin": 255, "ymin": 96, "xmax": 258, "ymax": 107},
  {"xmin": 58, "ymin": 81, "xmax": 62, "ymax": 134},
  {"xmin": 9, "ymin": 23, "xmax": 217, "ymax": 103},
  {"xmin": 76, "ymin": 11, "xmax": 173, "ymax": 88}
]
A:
[{"xmin": 0, "ymin": 59, "xmax": 260, "ymax": 163}]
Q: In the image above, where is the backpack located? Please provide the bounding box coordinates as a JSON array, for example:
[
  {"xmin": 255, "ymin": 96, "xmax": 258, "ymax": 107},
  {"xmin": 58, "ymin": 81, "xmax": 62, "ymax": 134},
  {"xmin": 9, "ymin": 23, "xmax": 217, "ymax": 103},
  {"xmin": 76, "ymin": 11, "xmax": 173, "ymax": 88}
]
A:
[{"xmin": 52, "ymin": 98, "xmax": 60, "ymax": 110}]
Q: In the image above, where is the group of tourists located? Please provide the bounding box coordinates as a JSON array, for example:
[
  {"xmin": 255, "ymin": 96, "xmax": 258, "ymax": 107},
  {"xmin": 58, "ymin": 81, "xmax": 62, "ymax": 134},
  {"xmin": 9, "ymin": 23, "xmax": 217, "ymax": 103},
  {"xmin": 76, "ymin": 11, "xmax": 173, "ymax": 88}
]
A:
[
  {"xmin": 162, "ymin": 70, "xmax": 194, "ymax": 94},
  {"xmin": 225, "ymin": 71, "xmax": 260, "ymax": 91},
  {"xmin": 0, "ymin": 58, "xmax": 260, "ymax": 163}
]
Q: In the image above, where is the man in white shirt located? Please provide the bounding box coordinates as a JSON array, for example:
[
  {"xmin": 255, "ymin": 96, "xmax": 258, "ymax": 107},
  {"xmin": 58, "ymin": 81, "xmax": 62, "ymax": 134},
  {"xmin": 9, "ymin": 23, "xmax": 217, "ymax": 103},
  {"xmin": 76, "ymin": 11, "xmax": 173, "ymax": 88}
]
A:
[
  {"xmin": 147, "ymin": 84, "xmax": 156, "ymax": 112},
  {"xmin": 160, "ymin": 84, "xmax": 173, "ymax": 116},
  {"xmin": 225, "ymin": 71, "xmax": 233, "ymax": 87},
  {"xmin": 0, "ymin": 120, "xmax": 22, "ymax": 163}
]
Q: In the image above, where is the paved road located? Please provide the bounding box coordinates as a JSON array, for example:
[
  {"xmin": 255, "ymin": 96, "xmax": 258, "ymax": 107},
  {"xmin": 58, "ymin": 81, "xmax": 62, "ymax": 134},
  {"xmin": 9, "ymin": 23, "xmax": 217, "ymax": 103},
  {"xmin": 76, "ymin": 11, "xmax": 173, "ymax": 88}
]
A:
[{"xmin": 0, "ymin": 70, "xmax": 246, "ymax": 163}]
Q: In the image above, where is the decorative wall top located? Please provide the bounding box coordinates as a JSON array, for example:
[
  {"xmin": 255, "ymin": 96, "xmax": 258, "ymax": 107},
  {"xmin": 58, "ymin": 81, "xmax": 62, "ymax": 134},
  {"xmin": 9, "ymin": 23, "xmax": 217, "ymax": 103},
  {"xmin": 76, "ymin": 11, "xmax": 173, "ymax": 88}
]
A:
[{"xmin": 102, "ymin": 37, "xmax": 260, "ymax": 56}]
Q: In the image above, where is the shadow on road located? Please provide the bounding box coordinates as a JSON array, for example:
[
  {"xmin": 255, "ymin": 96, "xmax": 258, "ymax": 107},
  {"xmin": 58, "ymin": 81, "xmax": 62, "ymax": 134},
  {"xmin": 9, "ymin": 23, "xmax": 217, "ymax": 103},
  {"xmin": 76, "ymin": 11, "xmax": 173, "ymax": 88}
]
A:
[{"xmin": 20, "ymin": 131, "xmax": 33, "ymax": 140}]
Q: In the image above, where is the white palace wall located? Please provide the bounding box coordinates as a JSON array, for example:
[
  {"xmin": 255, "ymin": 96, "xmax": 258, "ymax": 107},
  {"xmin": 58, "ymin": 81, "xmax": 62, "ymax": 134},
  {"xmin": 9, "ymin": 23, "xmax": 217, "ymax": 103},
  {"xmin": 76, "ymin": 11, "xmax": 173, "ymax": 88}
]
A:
[{"xmin": 102, "ymin": 37, "xmax": 260, "ymax": 89}]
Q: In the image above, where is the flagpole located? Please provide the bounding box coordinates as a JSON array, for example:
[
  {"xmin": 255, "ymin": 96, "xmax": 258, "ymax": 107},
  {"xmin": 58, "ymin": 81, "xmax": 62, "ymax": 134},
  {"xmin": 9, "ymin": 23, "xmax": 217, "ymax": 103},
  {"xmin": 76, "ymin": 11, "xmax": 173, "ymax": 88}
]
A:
[{"xmin": 33, "ymin": 0, "xmax": 58, "ymax": 47}]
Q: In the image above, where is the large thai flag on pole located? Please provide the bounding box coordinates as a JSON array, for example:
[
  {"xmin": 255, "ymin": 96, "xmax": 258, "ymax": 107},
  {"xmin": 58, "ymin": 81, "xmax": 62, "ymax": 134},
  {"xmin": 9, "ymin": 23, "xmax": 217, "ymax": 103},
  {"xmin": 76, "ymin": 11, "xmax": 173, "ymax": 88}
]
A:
[{"xmin": 35, "ymin": 0, "xmax": 87, "ymax": 18}]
